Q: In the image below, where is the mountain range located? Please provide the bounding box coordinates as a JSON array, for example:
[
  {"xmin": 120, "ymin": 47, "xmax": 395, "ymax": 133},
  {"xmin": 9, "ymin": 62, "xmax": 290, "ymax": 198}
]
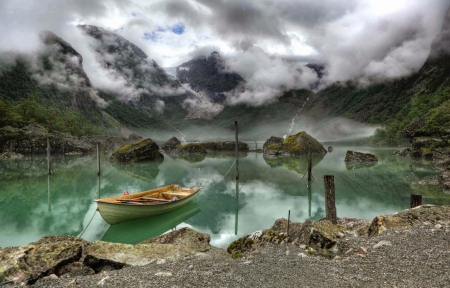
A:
[{"xmin": 0, "ymin": 9, "xmax": 449, "ymax": 144}]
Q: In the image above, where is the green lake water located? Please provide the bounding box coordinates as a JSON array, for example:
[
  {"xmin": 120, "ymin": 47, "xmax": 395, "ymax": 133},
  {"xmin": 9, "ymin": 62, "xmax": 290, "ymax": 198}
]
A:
[{"xmin": 0, "ymin": 145, "xmax": 447, "ymax": 249}]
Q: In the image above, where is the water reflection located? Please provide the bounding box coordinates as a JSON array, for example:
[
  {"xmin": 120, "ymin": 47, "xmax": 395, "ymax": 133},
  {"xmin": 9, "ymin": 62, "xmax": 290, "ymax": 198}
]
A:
[
  {"xmin": 111, "ymin": 161, "xmax": 161, "ymax": 182},
  {"xmin": 0, "ymin": 147, "xmax": 446, "ymax": 249},
  {"xmin": 101, "ymin": 201, "xmax": 201, "ymax": 244}
]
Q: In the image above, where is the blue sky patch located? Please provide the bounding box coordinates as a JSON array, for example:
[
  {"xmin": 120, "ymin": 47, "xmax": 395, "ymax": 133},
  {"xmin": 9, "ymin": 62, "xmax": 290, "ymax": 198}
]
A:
[{"xmin": 172, "ymin": 23, "xmax": 185, "ymax": 35}]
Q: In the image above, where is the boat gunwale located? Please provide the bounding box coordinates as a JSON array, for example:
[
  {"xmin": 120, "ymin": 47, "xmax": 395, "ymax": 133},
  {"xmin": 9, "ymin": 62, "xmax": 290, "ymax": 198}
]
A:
[{"xmin": 94, "ymin": 184, "xmax": 201, "ymax": 206}]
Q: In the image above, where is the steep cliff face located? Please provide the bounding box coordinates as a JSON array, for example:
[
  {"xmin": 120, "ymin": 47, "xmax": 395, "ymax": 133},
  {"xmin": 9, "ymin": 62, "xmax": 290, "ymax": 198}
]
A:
[
  {"xmin": 177, "ymin": 52, "xmax": 244, "ymax": 103},
  {"xmin": 78, "ymin": 25, "xmax": 193, "ymax": 117}
]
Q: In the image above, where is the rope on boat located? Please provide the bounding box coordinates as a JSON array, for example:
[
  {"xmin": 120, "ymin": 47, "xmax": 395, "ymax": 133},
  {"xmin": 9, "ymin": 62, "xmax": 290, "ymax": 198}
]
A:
[
  {"xmin": 78, "ymin": 209, "xmax": 98, "ymax": 238},
  {"xmin": 201, "ymin": 159, "xmax": 237, "ymax": 191}
]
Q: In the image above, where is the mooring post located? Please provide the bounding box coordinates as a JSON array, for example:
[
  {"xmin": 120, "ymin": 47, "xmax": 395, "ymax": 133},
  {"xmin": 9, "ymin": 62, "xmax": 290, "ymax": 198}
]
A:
[
  {"xmin": 308, "ymin": 141, "xmax": 312, "ymax": 181},
  {"xmin": 235, "ymin": 121, "xmax": 239, "ymax": 181},
  {"xmin": 324, "ymin": 175, "xmax": 337, "ymax": 224},
  {"xmin": 255, "ymin": 140, "xmax": 257, "ymax": 151},
  {"xmin": 97, "ymin": 142, "xmax": 101, "ymax": 176},
  {"xmin": 410, "ymin": 194, "xmax": 422, "ymax": 208},
  {"xmin": 47, "ymin": 137, "xmax": 51, "ymax": 175},
  {"xmin": 287, "ymin": 210, "xmax": 290, "ymax": 236}
]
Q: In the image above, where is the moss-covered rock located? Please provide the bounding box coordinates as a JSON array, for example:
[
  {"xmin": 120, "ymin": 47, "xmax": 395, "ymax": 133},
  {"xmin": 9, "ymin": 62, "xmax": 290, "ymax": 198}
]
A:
[
  {"xmin": 263, "ymin": 132, "xmax": 327, "ymax": 156},
  {"xmin": 161, "ymin": 136, "xmax": 181, "ymax": 151},
  {"xmin": 175, "ymin": 143, "xmax": 207, "ymax": 157},
  {"xmin": 110, "ymin": 138, "xmax": 163, "ymax": 163},
  {"xmin": 344, "ymin": 150, "xmax": 378, "ymax": 163},
  {"xmin": 0, "ymin": 236, "xmax": 89, "ymax": 285}
]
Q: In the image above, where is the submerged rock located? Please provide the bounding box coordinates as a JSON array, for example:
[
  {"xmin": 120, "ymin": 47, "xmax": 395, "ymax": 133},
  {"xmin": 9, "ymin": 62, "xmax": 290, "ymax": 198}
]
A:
[
  {"xmin": 201, "ymin": 141, "xmax": 249, "ymax": 151},
  {"xmin": 344, "ymin": 150, "xmax": 378, "ymax": 163},
  {"xmin": 263, "ymin": 132, "xmax": 327, "ymax": 157},
  {"xmin": 110, "ymin": 138, "xmax": 164, "ymax": 163},
  {"xmin": 161, "ymin": 136, "xmax": 181, "ymax": 151},
  {"xmin": 328, "ymin": 146, "xmax": 333, "ymax": 152},
  {"xmin": 0, "ymin": 151, "xmax": 24, "ymax": 160}
]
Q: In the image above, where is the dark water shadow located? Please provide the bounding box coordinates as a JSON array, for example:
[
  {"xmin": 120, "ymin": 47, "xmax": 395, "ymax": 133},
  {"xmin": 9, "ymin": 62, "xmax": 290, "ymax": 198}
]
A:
[
  {"xmin": 110, "ymin": 160, "xmax": 161, "ymax": 182},
  {"xmin": 263, "ymin": 155, "xmax": 325, "ymax": 174},
  {"xmin": 101, "ymin": 201, "xmax": 200, "ymax": 244}
]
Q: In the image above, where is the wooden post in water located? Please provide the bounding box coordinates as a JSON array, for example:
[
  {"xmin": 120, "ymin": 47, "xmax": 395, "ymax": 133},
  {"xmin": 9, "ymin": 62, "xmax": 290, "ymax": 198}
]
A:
[
  {"xmin": 308, "ymin": 141, "xmax": 312, "ymax": 181},
  {"xmin": 308, "ymin": 179, "xmax": 312, "ymax": 217},
  {"xmin": 47, "ymin": 137, "xmax": 51, "ymax": 175},
  {"xmin": 324, "ymin": 175, "xmax": 337, "ymax": 224},
  {"xmin": 97, "ymin": 142, "xmax": 101, "ymax": 176},
  {"xmin": 255, "ymin": 141, "xmax": 257, "ymax": 151},
  {"xmin": 287, "ymin": 210, "xmax": 290, "ymax": 236},
  {"xmin": 235, "ymin": 121, "xmax": 239, "ymax": 235},
  {"xmin": 410, "ymin": 194, "xmax": 422, "ymax": 208}
]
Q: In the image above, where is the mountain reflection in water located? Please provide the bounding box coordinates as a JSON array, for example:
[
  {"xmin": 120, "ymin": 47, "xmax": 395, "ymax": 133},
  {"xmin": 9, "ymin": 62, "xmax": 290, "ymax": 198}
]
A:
[{"xmin": 0, "ymin": 146, "xmax": 446, "ymax": 248}]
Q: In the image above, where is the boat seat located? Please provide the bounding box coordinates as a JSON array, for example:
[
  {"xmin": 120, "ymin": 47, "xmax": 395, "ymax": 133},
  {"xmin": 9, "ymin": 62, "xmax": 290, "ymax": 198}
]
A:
[{"xmin": 163, "ymin": 192, "xmax": 191, "ymax": 198}]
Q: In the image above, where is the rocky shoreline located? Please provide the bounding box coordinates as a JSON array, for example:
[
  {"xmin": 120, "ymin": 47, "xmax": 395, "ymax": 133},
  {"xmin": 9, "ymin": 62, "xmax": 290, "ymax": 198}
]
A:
[{"xmin": 2, "ymin": 205, "xmax": 450, "ymax": 287}]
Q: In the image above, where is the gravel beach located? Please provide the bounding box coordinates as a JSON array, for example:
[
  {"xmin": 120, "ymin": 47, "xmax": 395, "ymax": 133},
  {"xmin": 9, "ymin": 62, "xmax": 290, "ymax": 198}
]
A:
[{"xmin": 12, "ymin": 223, "xmax": 449, "ymax": 288}]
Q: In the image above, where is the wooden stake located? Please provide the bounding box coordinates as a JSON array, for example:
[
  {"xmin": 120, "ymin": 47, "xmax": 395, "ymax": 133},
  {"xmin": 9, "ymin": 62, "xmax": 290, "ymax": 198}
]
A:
[
  {"xmin": 324, "ymin": 175, "xmax": 337, "ymax": 224},
  {"xmin": 97, "ymin": 142, "xmax": 101, "ymax": 176},
  {"xmin": 308, "ymin": 179, "xmax": 312, "ymax": 217},
  {"xmin": 47, "ymin": 137, "xmax": 51, "ymax": 175},
  {"xmin": 410, "ymin": 194, "xmax": 422, "ymax": 208}
]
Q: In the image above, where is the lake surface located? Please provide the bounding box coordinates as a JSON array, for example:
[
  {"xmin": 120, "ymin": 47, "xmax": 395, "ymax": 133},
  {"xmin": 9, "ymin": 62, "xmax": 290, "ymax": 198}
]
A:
[{"xmin": 0, "ymin": 145, "xmax": 446, "ymax": 249}]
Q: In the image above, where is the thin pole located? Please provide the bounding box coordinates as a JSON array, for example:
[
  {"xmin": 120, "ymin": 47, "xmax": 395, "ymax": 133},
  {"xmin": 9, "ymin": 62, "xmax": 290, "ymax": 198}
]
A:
[
  {"xmin": 308, "ymin": 141, "xmax": 312, "ymax": 181},
  {"xmin": 47, "ymin": 137, "xmax": 51, "ymax": 175},
  {"xmin": 287, "ymin": 210, "xmax": 290, "ymax": 236},
  {"xmin": 48, "ymin": 174, "xmax": 51, "ymax": 212},
  {"xmin": 324, "ymin": 175, "xmax": 337, "ymax": 224},
  {"xmin": 235, "ymin": 121, "xmax": 239, "ymax": 181},
  {"xmin": 308, "ymin": 179, "xmax": 312, "ymax": 217},
  {"xmin": 97, "ymin": 142, "xmax": 101, "ymax": 176},
  {"xmin": 235, "ymin": 121, "xmax": 239, "ymax": 235}
]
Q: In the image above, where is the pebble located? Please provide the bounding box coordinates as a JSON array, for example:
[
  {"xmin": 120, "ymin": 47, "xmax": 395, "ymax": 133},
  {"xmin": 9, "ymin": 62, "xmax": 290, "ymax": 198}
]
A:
[
  {"xmin": 435, "ymin": 224, "xmax": 442, "ymax": 229},
  {"xmin": 373, "ymin": 240, "xmax": 392, "ymax": 249},
  {"xmin": 155, "ymin": 272, "xmax": 173, "ymax": 277},
  {"xmin": 358, "ymin": 247, "xmax": 367, "ymax": 254}
]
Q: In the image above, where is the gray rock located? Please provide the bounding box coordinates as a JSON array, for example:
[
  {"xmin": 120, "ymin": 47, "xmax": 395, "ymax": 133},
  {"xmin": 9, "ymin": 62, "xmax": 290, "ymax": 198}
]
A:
[{"xmin": 161, "ymin": 136, "xmax": 181, "ymax": 151}]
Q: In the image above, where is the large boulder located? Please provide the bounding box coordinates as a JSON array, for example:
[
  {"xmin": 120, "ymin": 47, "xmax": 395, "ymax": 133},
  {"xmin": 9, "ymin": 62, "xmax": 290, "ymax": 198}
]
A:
[
  {"xmin": 263, "ymin": 136, "xmax": 284, "ymax": 155},
  {"xmin": 161, "ymin": 136, "xmax": 181, "ymax": 151},
  {"xmin": 227, "ymin": 218, "xmax": 344, "ymax": 258},
  {"xmin": 110, "ymin": 138, "xmax": 163, "ymax": 163},
  {"xmin": 263, "ymin": 132, "xmax": 327, "ymax": 156},
  {"xmin": 85, "ymin": 228, "xmax": 226, "ymax": 272},
  {"xmin": 0, "ymin": 236, "xmax": 90, "ymax": 285},
  {"xmin": 344, "ymin": 150, "xmax": 378, "ymax": 163},
  {"xmin": 80, "ymin": 133, "xmax": 143, "ymax": 155},
  {"xmin": 368, "ymin": 205, "xmax": 450, "ymax": 237},
  {"xmin": 175, "ymin": 143, "xmax": 207, "ymax": 157}
]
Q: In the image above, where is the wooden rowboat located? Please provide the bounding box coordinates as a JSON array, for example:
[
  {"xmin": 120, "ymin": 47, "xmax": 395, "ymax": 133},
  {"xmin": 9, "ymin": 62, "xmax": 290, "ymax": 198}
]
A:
[{"xmin": 94, "ymin": 184, "xmax": 201, "ymax": 225}]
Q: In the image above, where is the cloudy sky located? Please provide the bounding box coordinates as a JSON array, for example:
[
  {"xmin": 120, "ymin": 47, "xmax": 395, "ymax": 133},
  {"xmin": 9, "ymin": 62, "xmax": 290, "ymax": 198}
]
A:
[{"xmin": 1, "ymin": 0, "xmax": 449, "ymax": 103}]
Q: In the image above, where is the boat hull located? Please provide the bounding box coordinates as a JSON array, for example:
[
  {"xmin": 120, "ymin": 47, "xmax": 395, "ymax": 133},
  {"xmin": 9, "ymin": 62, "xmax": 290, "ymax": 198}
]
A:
[{"xmin": 97, "ymin": 191, "xmax": 199, "ymax": 225}]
